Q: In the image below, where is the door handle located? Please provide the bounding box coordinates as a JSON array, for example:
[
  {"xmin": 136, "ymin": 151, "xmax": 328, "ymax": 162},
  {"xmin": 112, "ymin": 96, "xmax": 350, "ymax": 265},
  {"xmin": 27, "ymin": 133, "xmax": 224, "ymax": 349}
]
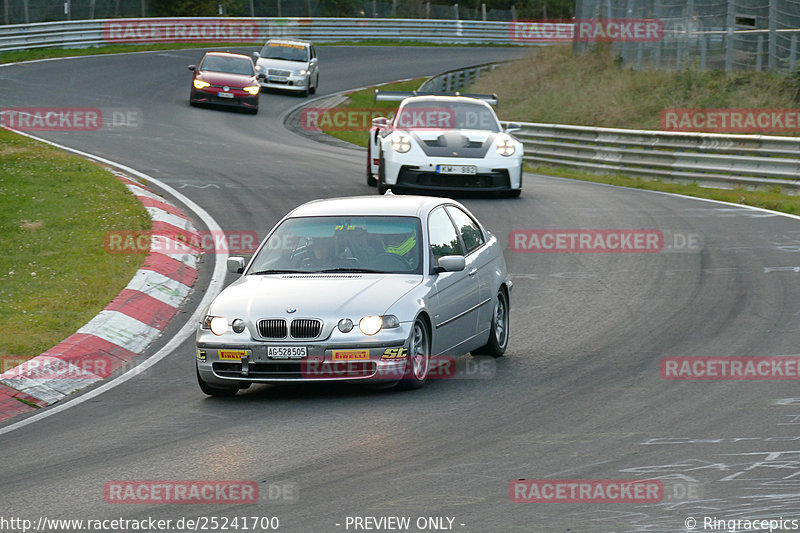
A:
[{"xmin": 468, "ymin": 267, "xmax": 478, "ymax": 277}]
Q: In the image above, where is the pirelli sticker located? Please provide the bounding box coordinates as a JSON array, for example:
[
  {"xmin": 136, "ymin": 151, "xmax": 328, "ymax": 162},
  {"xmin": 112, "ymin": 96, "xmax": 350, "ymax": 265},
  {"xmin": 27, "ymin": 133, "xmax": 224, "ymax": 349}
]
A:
[{"xmin": 331, "ymin": 349, "xmax": 370, "ymax": 361}]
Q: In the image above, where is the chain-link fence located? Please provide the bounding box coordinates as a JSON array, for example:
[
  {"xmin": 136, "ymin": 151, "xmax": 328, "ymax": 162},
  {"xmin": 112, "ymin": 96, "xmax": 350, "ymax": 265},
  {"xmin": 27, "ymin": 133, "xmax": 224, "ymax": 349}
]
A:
[
  {"xmin": 574, "ymin": 0, "xmax": 800, "ymax": 72},
  {"xmin": 1, "ymin": 0, "xmax": 515, "ymax": 24}
]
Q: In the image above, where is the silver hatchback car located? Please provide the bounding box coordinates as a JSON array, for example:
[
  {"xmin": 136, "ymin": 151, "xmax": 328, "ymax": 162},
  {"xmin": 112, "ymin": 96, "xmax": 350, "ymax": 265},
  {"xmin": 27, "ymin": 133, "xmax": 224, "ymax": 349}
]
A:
[
  {"xmin": 253, "ymin": 39, "xmax": 318, "ymax": 96},
  {"xmin": 196, "ymin": 192, "xmax": 511, "ymax": 395}
]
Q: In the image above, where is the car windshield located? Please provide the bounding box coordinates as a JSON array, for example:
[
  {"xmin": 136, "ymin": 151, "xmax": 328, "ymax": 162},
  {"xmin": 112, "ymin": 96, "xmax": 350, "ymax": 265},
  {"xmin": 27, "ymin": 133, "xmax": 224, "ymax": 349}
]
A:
[
  {"xmin": 395, "ymin": 101, "xmax": 501, "ymax": 132},
  {"xmin": 248, "ymin": 216, "xmax": 423, "ymax": 275},
  {"xmin": 260, "ymin": 43, "xmax": 309, "ymax": 62},
  {"xmin": 200, "ymin": 55, "xmax": 254, "ymax": 76}
]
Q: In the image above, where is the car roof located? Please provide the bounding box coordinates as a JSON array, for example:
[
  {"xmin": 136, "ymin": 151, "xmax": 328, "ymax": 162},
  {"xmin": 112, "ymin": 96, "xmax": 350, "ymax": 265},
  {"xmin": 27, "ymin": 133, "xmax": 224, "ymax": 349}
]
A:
[
  {"xmin": 399, "ymin": 95, "xmax": 494, "ymax": 109},
  {"xmin": 288, "ymin": 194, "xmax": 453, "ymax": 219},
  {"xmin": 265, "ymin": 39, "xmax": 311, "ymax": 47}
]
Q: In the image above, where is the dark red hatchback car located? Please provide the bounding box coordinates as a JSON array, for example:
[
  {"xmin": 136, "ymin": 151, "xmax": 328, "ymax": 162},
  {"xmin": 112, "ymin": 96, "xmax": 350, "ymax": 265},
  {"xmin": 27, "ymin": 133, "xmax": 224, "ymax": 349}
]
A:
[{"xmin": 188, "ymin": 52, "xmax": 260, "ymax": 114}]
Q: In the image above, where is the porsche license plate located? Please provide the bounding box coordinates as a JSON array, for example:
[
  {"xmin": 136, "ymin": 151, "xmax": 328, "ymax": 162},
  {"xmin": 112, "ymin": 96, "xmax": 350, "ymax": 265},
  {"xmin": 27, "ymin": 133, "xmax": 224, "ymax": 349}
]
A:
[
  {"xmin": 269, "ymin": 76, "xmax": 288, "ymax": 83},
  {"xmin": 436, "ymin": 165, "xmax": 477, "ymax": 175},
  {"xmin": 268, "ymin": 346, "xmax": 307, "ymax": 359},
  {"xmin": 217, "ymin": 92, "xmax": 234, "ymax": 98}
]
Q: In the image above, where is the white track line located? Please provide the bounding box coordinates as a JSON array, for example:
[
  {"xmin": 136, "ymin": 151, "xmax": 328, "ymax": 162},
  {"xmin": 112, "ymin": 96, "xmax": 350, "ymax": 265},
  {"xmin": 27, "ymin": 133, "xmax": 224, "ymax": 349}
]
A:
[{"xmin": 0, "ymin": 130, "xmax": 227, "ymax": 436}]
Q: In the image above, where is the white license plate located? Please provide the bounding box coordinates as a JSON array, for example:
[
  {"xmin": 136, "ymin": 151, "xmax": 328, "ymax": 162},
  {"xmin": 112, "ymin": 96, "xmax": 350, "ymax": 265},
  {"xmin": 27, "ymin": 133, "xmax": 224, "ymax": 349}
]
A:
[
  {"xmin": 268, "ymin": 346, "xmax": 307, "ymax": 359},
  {"xmin": 217, "ymin": 92, "xmax": 234, "ymax": 98},
  {"xmin": 269, "ymin": 76, "xmax": 288, "ymax": 82},
  {"xmin": 436, "ymin": 165, "xmax": 477, "ymax": 175}
]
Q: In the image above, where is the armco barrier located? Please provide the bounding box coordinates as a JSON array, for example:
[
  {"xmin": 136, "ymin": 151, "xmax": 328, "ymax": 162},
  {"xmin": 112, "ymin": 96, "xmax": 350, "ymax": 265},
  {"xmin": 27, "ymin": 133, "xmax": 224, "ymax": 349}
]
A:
[
  {"xmin": 513, "ymin": 122, "xmax": 800, "ymax": 190},
  {"xmin": 416, "ymin": 64, "xmax": 800, "ymax": 191},
  {"xmin": 0, "ymin": 17, "xmax": 557, "ymax": 52}
]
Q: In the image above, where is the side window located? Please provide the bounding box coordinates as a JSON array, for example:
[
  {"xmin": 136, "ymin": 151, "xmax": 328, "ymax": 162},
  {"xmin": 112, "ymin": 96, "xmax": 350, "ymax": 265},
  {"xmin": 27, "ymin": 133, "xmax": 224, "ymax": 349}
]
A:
[
  {"xmin": 428, "ymin": 207, "xmax": 464, "ymax": 264},
  {"xmin": 445, "ymin": 206, "xmax": 484, "ymax": 254},
  {"xmin": 310, "ymin": 46, "xmax": 316, "ymax": 59}
]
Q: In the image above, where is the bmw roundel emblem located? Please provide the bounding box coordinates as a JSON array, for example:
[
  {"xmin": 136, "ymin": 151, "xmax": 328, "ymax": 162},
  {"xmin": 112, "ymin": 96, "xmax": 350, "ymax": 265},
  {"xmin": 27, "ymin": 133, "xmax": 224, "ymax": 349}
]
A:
[
  {"xmin": 287, "ymin": 307, "xmax": 296, "ymax": 313},
  {"xmin": 224, "ymin": 86, "xmax": 230, "ymax": 92}
]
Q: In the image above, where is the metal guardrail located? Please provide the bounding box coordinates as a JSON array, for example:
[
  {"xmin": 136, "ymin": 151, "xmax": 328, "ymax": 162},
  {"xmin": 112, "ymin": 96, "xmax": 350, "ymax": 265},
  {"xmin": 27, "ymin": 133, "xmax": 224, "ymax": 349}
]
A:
[
  {"xmin": 417, "ymin": 61, "xmax": 507, "ymax": 93},
  {"xmin": 513, "ymin": 122, "xmax": 800, "ymax": 190},
  {"xmin": 0, "ymin": 17, "xmax": 532, "ymax": 52},
  {"xmin": 410, "ymin": 64, "xmax": 800, "ymax": 191}
]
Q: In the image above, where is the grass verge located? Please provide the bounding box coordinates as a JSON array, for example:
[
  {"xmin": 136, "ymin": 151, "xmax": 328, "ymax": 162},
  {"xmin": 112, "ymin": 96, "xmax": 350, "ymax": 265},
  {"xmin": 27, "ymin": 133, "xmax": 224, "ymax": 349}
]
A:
[
  {"xmin": 0, "ymin": 41, "xmax": 501, "ymax": 66},
  {"xmin": 321, "ymin": 77, "xmax": 426, "ymax": 147},
  {"xmin": 471, "ymin": 44, "xmax": 800, "ymax": 132},
  {"xmin": 0, "ymin": 128, "xmax": 151, "ymax": 360},
  {"xmin": 528, "ymin": 164, "xmax": 800, "ymax": 215}
]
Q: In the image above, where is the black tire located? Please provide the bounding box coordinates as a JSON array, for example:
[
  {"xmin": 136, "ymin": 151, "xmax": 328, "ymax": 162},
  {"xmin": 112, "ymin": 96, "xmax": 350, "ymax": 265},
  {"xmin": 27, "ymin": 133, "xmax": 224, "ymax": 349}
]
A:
[
  {"xmin": 310, "ymin": 74, "xmax": 318, "ymax": 94},
  {"xmin": 472, "ymin": 289, "xmax": 509, "ymax": 357},
  {"xmin": 507, "ymin": 189, "xmax": 521, "ymax": 198},
  {"xmin": 196, "ymin": 366, "xmax": 239, "ymax": 397},
  {"xmin": 395, "ymin": 318, "xmax": 430, "ymax": 390},
  {"xmin": 377, "ymin": 154, "xmax": 388, "ymax": 194},
  {"xmin": 366, "ymin": 144, "xmax": 377, "ymax": 186}
]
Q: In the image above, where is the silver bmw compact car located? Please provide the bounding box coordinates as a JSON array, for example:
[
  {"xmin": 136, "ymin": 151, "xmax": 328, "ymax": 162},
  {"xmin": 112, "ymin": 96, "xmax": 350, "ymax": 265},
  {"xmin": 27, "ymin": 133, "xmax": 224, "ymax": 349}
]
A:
[{"xmin": 196, "ymin": 192, "xmax": 511, "ymax": 396}]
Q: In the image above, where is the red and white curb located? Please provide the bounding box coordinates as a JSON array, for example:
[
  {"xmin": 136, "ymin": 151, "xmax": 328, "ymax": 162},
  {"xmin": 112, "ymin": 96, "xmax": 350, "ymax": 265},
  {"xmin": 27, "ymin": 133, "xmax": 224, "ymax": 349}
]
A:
[{"xmin": 0, "ymin": 167, "xmax": 200, "ymax": 418}]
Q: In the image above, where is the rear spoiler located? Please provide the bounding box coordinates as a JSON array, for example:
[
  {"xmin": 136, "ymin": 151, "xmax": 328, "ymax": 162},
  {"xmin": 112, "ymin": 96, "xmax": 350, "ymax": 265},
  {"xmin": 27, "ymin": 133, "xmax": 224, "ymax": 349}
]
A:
[{"xmin": 374, "ymin": 90, "xmax": 498, "ymax": 106}]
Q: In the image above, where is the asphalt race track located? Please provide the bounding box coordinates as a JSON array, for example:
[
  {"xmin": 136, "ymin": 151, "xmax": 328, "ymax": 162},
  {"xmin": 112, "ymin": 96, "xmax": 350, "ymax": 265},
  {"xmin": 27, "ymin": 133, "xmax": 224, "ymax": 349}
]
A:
[{"xmin": 3, "ymin": 46, "xmax": 800, "ymax": 532}]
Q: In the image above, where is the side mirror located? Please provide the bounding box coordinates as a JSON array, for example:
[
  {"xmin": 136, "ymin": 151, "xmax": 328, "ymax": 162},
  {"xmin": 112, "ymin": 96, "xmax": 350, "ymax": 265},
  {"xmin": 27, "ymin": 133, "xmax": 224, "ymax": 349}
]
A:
[
  {"xmin": 436, "ymin": 255, "xmax": 466, "ymax": 273},
  {"xmin": 504, "ymin": 122, "xmax": 521, "ymax": 133},
  {"xmin": 372, "ymin": 117, "xmax": 389, "ymax": 128},
  {"xmin": 227, "ymin": 257, "xmax": 246, "ymax": 274},
  {"xmin": 187, "ymin": 65, "xmax": 196, "ymax": 71},
  {"xmin": 252, "ymin": 51, "xmax": 260, "ymax": 59}
]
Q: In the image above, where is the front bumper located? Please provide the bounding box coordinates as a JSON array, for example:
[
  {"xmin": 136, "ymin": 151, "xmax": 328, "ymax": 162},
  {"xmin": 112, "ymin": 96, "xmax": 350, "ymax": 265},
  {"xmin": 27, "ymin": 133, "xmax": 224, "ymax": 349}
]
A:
[
  {"xmin": 190, "ymin": 89, "xmax": 258, "ymax": 109},
  {"xmin": 196, "ymin": 333, "xmax": 410, "ymax": 385},
  {"xmin": 258, "ymin": 75, "xmax": 308, "ymax": 91},
  {"xmin": 383, "ymin": 154, "xmax": 522, "ymax": 192}
]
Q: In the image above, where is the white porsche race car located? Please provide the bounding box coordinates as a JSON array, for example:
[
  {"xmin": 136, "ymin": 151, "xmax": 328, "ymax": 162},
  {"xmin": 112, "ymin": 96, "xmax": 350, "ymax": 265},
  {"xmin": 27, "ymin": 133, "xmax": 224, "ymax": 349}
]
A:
[{"xmin": 367, "ymin": 92, "xmax": 523, "ymax": 197}]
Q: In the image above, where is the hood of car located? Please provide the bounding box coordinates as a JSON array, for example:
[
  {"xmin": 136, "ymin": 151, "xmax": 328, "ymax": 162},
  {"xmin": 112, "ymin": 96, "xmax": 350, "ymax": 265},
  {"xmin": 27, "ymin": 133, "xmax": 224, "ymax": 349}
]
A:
[
  {"xmin": 410, "ymin": 129, "xmax": 497, "ymax": 158},
  {"xmin": 196, "ymin": 71, "xmax": 256, "ymax": 87},
  {"xmin": 209, "ymin": 273, "xmax": 422, "ymax": 321},
  {"xmin": 256, "ymin": 58, "xmax": 307, "ymax": 73}
]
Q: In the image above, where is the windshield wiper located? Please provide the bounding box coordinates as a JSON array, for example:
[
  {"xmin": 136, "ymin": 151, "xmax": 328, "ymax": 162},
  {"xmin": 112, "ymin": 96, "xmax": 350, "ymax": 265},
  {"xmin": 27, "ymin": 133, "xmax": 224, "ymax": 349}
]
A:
[
  {"xmin": 318, "ymin": 268, "xmax": 384, "ymax": 273},
  {"xmin": 250, "ymin": 269, "xmax": 308, "ymax": 275}
]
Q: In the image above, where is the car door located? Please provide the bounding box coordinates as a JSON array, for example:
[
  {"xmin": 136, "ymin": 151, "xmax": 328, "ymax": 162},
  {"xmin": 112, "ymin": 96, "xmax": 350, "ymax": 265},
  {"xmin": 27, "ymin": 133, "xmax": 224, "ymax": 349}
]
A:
[
  {"xmin": 445, "ymin": 205, "xmax": 493, "ymax": 335},
  {"xmin": 427, "ymin": 206, "xmax": 480, "ymax": 355}
]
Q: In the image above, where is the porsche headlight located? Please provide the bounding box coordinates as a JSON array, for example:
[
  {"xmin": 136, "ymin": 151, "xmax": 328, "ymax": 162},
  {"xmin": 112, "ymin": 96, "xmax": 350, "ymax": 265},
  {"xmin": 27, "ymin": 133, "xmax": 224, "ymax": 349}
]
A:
[
  {"xmin": 391, "ymin": 135, "xmax": 412, "ymax": 153},
  {"xmin": 244, "ymin": 85, "xmax": 260, "ymax": 95},
  {"xmin": 202, "ymin": 315, "xmax": 228, "ymax": 336},
  {"xmin": 496, "ymin": 137, "xmax": 515, "ymax": 156},
  {"xmin": 296, "ymin": 69, "xmax": 308, "ymax": 76},
  {"xmin": 193, "ymin": 79, "xmax": 211, "ymax": 89},
  {"xmin": 358, "ymin": 315, "xmax": 400, "ymax": 335}
]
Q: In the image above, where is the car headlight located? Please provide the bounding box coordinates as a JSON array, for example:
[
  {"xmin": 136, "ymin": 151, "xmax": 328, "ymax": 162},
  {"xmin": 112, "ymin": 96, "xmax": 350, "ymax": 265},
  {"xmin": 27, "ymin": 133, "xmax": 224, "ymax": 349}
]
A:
[
  {"xmin": 296, "ymin": 69, "xmax": 308, "ymax": 76},
  {"xmin": 391, "ymin": 135, "xmax": 412, "ymax": 153},
  {"xmin": 202, "ymin": 315, "xmax": 228, "ymax": 336},
  {"xmin": 193, "ymin": 79, "xmax": 211, "ymax": 89},
  {"xmin": 496, "ymin": 137, "xmax": 515, "ymax": 156},
  {"xmin": 244, "ymin": 85, "xmax": 260, "ymax": 95},
  {"xmin": 358, "ymin": 315, "xmax": 400, "ymax": 336}
]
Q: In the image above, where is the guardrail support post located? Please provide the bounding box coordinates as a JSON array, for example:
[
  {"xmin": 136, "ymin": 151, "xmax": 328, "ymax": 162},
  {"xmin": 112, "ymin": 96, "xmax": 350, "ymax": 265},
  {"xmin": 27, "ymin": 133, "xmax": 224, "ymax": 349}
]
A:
[
  {"xmin": 23, "ymin": 0, "xmax": 28, "ymax": 22},
  {"xmin": 725, "ymin": 0, "xmax": 735, "ymax": 72},
  {"xmin": 768, "ymin": 0, "xmax": 777, "ymax": 70},
  {"xmin": 453, "ymin": 3, "xmax": 459, "ymax": 20},
  {"xmin": 700, "ymin": 34, "xmax": 706, "ymax": 71},
  {"xmin": 89, "ymin": 0, "xmax": 95, "ymax": 18},
  {"xmin": 510, "ymin": 5, "xmax": 516, "ymax": 21},
  {"xmin": 65, "ymin": 0, "xmax": 70, "ymax": 21},
  {"xmin": 277, "ymin": 0, "xmax": 282, "ymax": 17},
  {"xmin": 141, "ymin": 0, "xmax": 145, "ymax": 17},
  {"xmin": 756, "ymin": 34, "xmax": 764, "ymax": 71},
  {"xmin": 481, "ymin": 3, "xmax": 486, "ymax": 21},
  {"xmin": 3, "ymin": 0, "xmax": 7, "ymax": 25}
]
